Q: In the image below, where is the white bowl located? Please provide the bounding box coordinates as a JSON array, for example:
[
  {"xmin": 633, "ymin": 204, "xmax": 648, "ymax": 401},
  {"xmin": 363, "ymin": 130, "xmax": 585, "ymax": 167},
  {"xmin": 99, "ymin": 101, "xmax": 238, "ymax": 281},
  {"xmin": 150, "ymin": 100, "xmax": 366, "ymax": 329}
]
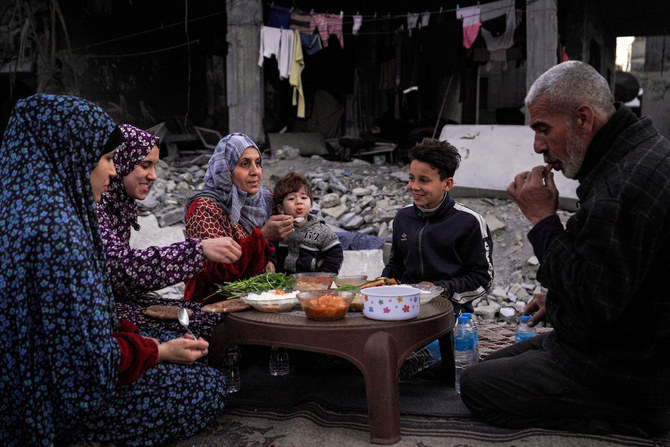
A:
[
  {"xmin": 242, "ymin": 290, "xmax": 299, "ymax": 312},
  {"xmin": 361, "ymin": 285, "xmax": 421, "ymax": 321}
]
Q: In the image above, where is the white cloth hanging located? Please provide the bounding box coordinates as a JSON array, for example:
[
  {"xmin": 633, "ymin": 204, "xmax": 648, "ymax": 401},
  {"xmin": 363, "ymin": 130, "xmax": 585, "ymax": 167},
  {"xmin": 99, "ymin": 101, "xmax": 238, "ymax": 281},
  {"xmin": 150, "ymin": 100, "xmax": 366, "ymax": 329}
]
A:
[
  {"xmin": 258, "ymin": 26, "xmax": 295, "ymax": 79},
  {"xmin": 479, "ymin": 0, "xmax": 516, "ymax": 52}
]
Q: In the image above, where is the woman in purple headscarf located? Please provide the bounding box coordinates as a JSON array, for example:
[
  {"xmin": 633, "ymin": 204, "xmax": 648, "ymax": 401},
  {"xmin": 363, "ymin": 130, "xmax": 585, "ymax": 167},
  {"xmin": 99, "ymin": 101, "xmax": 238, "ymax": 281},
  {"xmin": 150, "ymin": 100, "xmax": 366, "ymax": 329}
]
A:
[{"xmin": 97, "ymin": 124, "xmax": 241, "ymax": 335}]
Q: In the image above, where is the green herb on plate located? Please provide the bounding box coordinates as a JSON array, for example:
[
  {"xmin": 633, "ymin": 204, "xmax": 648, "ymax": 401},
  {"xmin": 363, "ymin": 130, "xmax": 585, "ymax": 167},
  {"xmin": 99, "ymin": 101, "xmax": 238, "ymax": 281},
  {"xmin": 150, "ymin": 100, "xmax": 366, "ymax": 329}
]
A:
[{"xmin": 207, "ymin": 272, "xmax": 297, "ymax": 300}]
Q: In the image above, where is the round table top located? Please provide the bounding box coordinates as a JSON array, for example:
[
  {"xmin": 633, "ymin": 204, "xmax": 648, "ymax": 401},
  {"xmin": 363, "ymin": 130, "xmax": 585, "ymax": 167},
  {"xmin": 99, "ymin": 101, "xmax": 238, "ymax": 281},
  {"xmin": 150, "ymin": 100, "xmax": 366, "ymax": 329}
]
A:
[{"xmin": 225, "ymin": 296, "xmax": 453, "ymax": 328}]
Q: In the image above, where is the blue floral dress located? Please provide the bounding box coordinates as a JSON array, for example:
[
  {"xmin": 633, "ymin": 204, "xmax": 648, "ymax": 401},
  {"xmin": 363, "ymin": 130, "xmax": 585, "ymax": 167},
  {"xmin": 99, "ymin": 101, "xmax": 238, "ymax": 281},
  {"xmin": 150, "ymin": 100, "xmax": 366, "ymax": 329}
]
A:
[{"xmin": 0, "ymin": 94, "xmax": 226, "ymax": 447}]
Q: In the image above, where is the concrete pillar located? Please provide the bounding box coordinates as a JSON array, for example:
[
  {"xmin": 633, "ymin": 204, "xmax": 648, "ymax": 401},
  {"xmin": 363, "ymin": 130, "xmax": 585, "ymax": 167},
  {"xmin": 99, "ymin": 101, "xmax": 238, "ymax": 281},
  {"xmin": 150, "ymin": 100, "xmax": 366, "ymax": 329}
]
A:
[
  {"xmin": 525, "ymin": 0, "xmax": 558, "ymax": 119},
  {"xmin": 226, "ymin": 0, "xmax": 264, "ymax": 143}
]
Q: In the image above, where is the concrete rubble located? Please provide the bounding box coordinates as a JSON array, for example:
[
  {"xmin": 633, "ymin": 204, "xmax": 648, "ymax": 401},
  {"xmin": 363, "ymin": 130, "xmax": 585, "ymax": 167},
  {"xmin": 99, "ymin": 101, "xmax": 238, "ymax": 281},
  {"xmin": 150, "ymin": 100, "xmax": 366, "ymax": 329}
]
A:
[{"xmin": 131, "ymin": 147, "xmax": 574, "ymax": 326}]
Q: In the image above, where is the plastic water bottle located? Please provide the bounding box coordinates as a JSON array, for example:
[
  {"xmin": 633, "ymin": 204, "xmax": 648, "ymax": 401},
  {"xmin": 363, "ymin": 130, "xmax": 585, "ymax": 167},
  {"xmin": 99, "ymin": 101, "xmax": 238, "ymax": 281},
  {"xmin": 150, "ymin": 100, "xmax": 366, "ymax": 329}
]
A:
[
  {"xmin": 269, "ymin": 346, "xmax": 290, "ymax": 376},
  {"xmin": 399, "ymin": 340, "xmax": 442, "ymax": 381},
  {"xmin": 515, "ymin": 315, "xmax": 537, "ymax": 343},
  {"xmin": 463, "ymin": 312, "xmax": 479, "ymax": 363},
  {"xmin": 453, "ymin": 316, "xmax": 474, "ymax": 394},
  {"xmin": 224, "ymin": 345, "xmax": 241, "ymax": 393}
]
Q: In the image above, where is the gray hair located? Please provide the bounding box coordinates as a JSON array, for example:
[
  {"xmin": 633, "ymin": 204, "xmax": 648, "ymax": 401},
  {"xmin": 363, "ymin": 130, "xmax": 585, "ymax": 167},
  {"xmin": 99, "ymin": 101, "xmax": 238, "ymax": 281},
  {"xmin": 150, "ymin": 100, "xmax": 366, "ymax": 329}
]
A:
[{"xmin": 525, "ymin": 61, "xmax": 615, "ymax": 117}]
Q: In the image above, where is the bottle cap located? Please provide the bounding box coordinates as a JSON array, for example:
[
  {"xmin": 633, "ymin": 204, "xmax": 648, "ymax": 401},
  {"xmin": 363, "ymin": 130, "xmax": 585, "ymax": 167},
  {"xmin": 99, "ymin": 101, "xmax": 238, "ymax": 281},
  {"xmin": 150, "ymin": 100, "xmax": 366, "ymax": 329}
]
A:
[
  {"xmin": 463, "ymin": 312, "xmax": 472, "ymax": 318},
  {"xmin": 521, "ymin": 315, "xmax": 531, "ymax": 322},
  {"xmin": 458, "ymin": 316, "xmax": 468, "ymax": 323}
]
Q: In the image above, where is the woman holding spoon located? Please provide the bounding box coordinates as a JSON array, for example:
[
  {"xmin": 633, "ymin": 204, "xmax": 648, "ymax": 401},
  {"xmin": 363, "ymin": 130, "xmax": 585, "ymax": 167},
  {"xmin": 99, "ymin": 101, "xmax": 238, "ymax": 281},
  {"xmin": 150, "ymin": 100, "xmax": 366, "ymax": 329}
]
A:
[
  {"xmin": 184, "ymin": 133, "xmax": 294, "ymax": 301},
  {"xmin": 0, "ymin": 94, "xmax": 224, "ymax": 447},
  {"xmin": 97, "ymin": 124, "xmax": 241, "ymax": 339}
]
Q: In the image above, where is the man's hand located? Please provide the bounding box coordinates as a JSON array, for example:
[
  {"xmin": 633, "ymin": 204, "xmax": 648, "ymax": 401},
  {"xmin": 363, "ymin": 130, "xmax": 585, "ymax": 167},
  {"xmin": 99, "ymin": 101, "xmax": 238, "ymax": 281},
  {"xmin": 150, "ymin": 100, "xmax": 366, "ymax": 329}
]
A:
[
  {"xmin": 507, "ymin": 165, "xmax": 559, "ymax": 225},
  {"xmin": 201, "ymin": 237, "xmax": 242, "ymax": 264},
  {"xmin": 523, "ymin": 292, "xmax": 547, "ymax": 327},
  {"xmin": 261, "ymin": 214, "xmax": 294, "ymax": 242}
]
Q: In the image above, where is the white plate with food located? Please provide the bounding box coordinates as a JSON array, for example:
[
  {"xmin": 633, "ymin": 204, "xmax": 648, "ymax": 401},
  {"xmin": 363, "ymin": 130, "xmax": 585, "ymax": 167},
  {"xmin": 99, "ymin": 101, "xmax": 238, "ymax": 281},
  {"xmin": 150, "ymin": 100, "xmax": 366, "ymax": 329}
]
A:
[{"xmin": 242, "ymin": 289, "xmax": 299, "ymax": 312}]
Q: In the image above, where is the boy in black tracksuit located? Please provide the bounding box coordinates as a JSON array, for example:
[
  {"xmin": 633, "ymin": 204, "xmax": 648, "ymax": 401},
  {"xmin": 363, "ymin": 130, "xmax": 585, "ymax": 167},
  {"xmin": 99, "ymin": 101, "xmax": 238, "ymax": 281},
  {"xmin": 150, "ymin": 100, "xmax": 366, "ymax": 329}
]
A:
[{"xmin": 382, "ymin": 138, "xmax": 494, "ymax": 316}]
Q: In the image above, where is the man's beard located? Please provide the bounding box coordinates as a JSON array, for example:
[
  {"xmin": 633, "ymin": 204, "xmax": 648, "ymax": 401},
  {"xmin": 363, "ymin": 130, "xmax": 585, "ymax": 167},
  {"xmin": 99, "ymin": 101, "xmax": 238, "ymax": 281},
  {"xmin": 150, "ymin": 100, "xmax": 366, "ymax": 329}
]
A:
[{"xmin": 561, "ymin": 126, "xmax": 588, "ymax": 179}]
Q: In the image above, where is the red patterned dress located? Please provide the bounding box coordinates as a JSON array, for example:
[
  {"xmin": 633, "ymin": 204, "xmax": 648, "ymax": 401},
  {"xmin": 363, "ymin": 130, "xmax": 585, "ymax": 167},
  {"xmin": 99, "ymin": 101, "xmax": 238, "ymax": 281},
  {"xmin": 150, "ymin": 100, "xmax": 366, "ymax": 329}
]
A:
[{"xmin": 184, "ymin": 197, "xmax": 273, "ymax": 301}]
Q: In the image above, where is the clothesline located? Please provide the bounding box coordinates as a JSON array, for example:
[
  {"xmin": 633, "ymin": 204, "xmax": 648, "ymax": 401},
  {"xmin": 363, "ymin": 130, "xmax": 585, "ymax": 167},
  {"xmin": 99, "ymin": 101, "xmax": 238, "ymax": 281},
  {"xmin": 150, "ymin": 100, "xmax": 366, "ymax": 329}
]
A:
[{"xmin": 270, "ymin": 2, "xmax": 516, "ymax": 24}]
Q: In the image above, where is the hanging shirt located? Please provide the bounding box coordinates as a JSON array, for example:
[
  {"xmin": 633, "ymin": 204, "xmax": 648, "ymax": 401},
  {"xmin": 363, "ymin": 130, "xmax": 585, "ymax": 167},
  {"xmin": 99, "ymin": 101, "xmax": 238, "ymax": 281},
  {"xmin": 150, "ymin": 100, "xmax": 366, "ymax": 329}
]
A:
[
  {"xmin": 300, "ymin": 32, "xmax": 323, "ymax": 55},
  {"xmin": 290, "ymin": 31, "xmax": 306, "ymax": 118},
  {"xmin": 456, "ymin": 4, "xmax": 482, "ymax": 49},
  {"xmin": 480, "ymin": 0, "xmax": 517, "ymax": 51},
  {"xmin": 407, "ymin": 12, "xmax": 419, "ymax": 36},
  {"xmin": 267, "ymin": 4, "xmax": 291, "ymax": 28},
  {"xmin": 290, "ymin": 9, "xmax": 311, "ymax": 32},
  {"xmin": 310, "ymin": 13, "xmax": 344, "ymax": 48},
  {"xmin": 420, "ymin": 11, "xmax": 431, "ymax": 28},
  {"xmin": 258, "ymin": 26, "xmax": 295, "ymax": 79},
  {"xmin": 352, "ymin": 14, "xmax": 363, "ymax": 35}
]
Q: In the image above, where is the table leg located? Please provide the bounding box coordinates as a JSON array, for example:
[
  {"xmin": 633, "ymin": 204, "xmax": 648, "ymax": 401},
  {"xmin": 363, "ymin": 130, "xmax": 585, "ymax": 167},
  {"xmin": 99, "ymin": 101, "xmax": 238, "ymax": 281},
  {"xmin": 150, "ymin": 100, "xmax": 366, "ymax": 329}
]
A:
[
  {"xmin": 439, "ymin": 332, "xmax": 455, "ymax": 387},
  {"xmin": 361, "ymin": 331, "xmax": 401, "ymax": 444}
]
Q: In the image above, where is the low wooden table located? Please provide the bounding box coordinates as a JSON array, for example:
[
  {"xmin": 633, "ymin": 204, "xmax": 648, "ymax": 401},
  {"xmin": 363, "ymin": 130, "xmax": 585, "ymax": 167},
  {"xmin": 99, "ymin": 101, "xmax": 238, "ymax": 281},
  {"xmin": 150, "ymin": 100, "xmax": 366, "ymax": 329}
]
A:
[{"xmin": 209, "ymin": 297, "xmax": 455, "ymax": 445}]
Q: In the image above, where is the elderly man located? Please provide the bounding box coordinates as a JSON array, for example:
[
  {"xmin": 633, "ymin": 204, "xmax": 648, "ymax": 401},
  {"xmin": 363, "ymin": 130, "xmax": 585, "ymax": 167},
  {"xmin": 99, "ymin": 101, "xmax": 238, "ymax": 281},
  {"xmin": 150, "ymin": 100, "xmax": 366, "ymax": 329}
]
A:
[{"xmin": 460, "ymin": 60, "xmax": 670, "ymax": 438}]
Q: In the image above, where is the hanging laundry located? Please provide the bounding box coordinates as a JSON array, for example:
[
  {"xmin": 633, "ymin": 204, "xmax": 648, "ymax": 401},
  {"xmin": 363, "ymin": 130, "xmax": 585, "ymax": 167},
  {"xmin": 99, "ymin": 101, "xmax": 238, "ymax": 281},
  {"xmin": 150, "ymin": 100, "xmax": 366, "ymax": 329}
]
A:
[
  {"xmin": 258, "ymin": 26, "xmax": 281, "ymax": 63},
  {"xmin": 488, "ymin": 48, "xmax": 508, "ymax": 70},
  {"xmin": 300, "ymin": 33, "xmax": 323, "ymax": 55},
  {"xmin": 479, "ymin": 0, "xmax": 516, "ymax": 52},
  {"xmin": 407, "ymin": 13, "xmax": 419, "ymax": 36},
  {"xmin": 456, "ymin": 4, "xmax": 482, "ymax": 49},
  {"xmin": 290, "ymin": 9, "xmax": 311, "ymax": 33},
  {"xmin": 352, "ymin": 14, "xmax": 363, "ymax": 35},
  {"xmin": 310, "ymin": 13, "xmax": 344, "ymax": 48},
  {"xmin": 290, "ymin": 31, "xmax": 305, "ymax": 118},
  {"xmin": 258, "ymin": 26, "xmax": 295, "ymax": 79},
  {"xmin": 420, "ymin": 11, "xmax": 431, "ymax": 28},
  {"xmin": 267, "ymin": 4, "xmax": 291, "ymax": 29}
]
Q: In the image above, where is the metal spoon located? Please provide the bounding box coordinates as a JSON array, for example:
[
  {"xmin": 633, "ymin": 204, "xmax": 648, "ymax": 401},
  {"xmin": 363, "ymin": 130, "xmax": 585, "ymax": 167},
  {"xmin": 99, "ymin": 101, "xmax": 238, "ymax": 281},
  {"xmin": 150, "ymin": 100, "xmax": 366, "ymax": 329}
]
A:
[
  {"xmin": 178, "ymin": 308, "xmax": 205, "ymax": 354},
  {"xmin": 294, "ymin": 217, "xmax": 305, "ymax": 223}
]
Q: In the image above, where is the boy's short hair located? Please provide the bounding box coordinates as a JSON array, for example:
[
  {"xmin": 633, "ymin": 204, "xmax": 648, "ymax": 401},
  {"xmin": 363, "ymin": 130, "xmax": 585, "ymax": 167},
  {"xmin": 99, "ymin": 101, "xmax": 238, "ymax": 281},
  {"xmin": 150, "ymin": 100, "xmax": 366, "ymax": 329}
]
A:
[
  {"xmin": 409, "ymin": 138, "xmax": 461, "ymax": 179},
  {"xmin": 272, "ymin": 172, "xmax": 312, "ymax": 212}
]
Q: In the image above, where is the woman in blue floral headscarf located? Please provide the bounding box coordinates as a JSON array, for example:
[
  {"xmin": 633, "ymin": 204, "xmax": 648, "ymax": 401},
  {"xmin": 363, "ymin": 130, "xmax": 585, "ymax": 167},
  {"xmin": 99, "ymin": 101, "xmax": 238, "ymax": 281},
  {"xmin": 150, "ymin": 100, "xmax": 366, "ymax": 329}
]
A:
[{"xmin": 0, "ymin": 94, "xmax": 226, "ymax": 447}]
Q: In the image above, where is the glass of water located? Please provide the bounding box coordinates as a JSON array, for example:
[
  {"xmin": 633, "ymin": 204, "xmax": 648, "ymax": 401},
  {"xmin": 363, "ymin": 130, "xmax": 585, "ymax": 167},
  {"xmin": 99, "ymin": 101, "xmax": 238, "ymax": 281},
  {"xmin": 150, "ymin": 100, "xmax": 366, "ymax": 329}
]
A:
[{"xmin": 269, "ymin": 346, "xmax": 290, "ymax": 376}]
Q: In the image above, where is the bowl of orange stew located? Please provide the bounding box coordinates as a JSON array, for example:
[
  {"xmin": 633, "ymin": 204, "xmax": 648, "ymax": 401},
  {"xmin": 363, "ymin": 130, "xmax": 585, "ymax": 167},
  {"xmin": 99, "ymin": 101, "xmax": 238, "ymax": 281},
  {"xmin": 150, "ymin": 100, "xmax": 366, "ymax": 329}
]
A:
[{"xmin": 296, "ymin": 290, "xmax": 355, "ymax": 321}]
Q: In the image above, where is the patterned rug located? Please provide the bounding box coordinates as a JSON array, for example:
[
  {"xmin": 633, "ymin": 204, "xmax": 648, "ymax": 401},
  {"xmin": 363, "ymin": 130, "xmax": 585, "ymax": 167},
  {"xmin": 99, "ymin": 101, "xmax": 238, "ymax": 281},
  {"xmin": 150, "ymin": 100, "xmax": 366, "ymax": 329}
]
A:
[
  {"xmin": 477, "ymin": 322, "xmax": 554, "ymax": 360},
  {"xmin": 70, "ymin": 323, "xmax": 666, "ymax": 447},
  {"xmin": 170, "ymin": 401, "xmax": 662, "ymax": 447},
  {"xmin": 164, "ymin": 324, "xmax": 665, "ymax": 447}
]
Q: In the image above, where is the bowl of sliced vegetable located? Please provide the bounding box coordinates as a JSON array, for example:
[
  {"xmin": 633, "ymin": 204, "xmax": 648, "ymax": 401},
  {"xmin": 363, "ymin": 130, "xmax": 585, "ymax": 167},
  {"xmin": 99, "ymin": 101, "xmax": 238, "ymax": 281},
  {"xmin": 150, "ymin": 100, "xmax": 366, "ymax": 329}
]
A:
[
  {"xmin": 291, "ymin": 272, "xmax": 337, "ymax": 291},
  {"xmin": 296, "ymin": 290, "xmax": 355, "ymax": 320},
  {"xmin": 334, "ymin": 275, "xmax": 368, "ymax": 287},
  {"xmin": 333, "ymin": 275, "xmax": 367, "ymax": 312}
]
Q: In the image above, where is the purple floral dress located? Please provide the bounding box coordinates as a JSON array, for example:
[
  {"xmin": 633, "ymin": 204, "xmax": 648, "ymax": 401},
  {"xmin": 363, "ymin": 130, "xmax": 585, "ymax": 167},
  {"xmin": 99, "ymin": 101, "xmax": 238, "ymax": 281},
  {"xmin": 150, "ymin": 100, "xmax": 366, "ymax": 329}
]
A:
[{"xmin": 97, "ymin": 124, "xmax": 222, "ymax": 338}]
